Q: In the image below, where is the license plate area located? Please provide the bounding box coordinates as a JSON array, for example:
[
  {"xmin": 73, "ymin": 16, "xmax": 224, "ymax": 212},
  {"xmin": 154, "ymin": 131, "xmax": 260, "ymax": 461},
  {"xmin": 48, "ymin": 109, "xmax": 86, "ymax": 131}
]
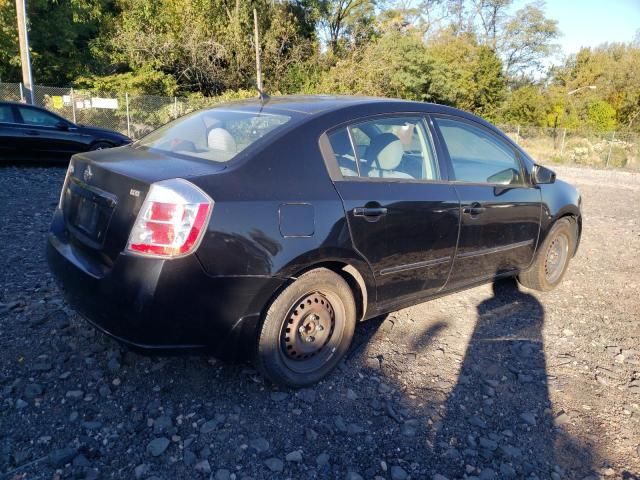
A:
[{"xmin": 64, "ymin": 179, "xmax": 117, "ymax": 249}]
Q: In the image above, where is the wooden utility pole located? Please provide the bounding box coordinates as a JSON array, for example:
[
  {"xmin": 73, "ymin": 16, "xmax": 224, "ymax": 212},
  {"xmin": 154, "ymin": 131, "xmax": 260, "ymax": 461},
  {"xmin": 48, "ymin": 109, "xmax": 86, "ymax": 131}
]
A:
[
  {"xmin": 253, "ymin": 8, "xmax": 263, "ymax": 96},
  {"xmin": 15, "ymin": 0, "xmax": 34, "ymax": 104}
]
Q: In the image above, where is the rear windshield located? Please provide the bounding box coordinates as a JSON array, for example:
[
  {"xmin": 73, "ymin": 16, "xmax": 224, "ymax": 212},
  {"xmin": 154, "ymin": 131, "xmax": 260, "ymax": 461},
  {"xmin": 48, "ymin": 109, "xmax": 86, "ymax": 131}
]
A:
[{"xmin": 136, "ymin": 108, "xmax": 291, "ymax": 163}]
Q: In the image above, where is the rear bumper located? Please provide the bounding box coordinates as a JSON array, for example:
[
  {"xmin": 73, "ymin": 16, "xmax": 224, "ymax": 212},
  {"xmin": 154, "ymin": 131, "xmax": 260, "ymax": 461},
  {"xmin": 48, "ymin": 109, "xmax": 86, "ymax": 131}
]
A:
[{"xmin": 47, "ymin": 227, "xmax": 285, "ymax": 359}]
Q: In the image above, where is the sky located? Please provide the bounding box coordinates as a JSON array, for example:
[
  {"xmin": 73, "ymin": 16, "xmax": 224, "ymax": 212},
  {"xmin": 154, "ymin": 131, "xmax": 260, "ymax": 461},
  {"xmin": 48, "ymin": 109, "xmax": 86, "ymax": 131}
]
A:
[{"xmin": 512, "ymin": 0, "xmax": 640, "ymax": 57}]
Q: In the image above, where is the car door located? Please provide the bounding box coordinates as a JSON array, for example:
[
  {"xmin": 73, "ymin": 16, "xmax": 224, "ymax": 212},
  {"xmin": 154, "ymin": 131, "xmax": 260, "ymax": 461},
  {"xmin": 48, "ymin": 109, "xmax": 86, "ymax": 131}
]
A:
[
  {"xmin": 0, "ymin": 104, "xmax": 21, "ymax": 158},
  {"xmin": 15, "ymin": 105, "xmax": 88, "ymax": 157},
  {"xmin": 325, "ymin": 115, "xmax": 460, "ymax": 310},
  {"xmin": 430, "ymin": 115, "xmax": 541, "ymax": 287}
]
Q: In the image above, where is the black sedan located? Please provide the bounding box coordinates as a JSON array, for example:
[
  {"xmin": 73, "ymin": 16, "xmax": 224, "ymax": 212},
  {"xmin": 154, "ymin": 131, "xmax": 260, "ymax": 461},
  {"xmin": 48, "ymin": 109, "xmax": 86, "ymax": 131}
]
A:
[
  {"xmin": 47, "ymin": 96, "xmax": 582, "ymax": 386},
  {"xmin": 0, "ymin": 101, "xmax": 130, "ymax": 161}
]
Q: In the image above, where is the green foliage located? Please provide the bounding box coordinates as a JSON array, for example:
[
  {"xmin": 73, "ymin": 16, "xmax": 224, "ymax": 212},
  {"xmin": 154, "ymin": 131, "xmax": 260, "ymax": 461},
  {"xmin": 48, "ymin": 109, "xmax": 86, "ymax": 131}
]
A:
[
  {"xmin": 317, "ymin": 30, "xmax": 433, "ymax": 100},
  {"xmin": 424, "ymin": 31, "xmax": 505, "ymax": 120},
  {"xmin": 0, "ymin": 0, "xmax": 638, "ymax": 133},
  {"xmin": 316, "ymin": 28, "xmax": 505, "ymax": 121},
  {"xmin": 74, "ymin": 66, "xmax": 179, "ymax": 96},
  {"xmin": 103, "ymin": 0, "xmax": 317, "ymax": 96},
  {"xmin": 0, "ymin": 0, "xmax": 20, "ymax": 82},
  {"xmin": 585, "ymin": 100, "xmax": 617, "ymax": 132},
  {"xmin": 0, "ymin": 0, "xmax": 114, "ymax": 84}
]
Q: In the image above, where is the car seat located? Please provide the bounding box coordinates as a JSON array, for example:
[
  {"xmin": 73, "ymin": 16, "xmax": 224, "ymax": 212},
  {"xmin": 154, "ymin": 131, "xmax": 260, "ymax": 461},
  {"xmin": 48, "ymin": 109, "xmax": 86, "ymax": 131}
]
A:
[{"xmin": 366, "ymin": 133, "xmax": 414, "ymax": 179}]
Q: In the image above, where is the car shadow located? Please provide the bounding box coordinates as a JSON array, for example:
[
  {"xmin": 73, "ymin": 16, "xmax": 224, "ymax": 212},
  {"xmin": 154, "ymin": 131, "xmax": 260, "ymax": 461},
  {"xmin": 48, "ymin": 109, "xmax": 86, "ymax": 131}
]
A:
[
  {"xmin": 412, "ymin": 278, "xmax": 597, "ymax": 478},
  {"xmin": 37, "ymin": 278, "xmax": 603, "ymax": 479}
]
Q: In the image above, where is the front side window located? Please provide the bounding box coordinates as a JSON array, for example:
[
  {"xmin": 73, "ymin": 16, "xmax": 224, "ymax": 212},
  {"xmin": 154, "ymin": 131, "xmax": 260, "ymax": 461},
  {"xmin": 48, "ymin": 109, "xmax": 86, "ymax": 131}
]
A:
[
  {"xmin": 137, "ymin": 109, "xmax": 291, "ymax": 163},
  {"xmin": 328, "ymin": 117, "xmax": 439, "ymax": 181},
  {"xmin": 17, "ymin": 106, "xmax": 64, "ymax": 127},
  {"xmin": 434, "ymin": 117, "xmax": 523, "ymax": 185}
]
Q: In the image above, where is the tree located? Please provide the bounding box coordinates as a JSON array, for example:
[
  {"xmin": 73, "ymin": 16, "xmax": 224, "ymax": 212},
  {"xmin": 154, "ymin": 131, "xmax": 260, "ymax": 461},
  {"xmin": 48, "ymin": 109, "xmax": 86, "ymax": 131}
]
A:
[
  {"xmin": 103, "ymin": 0, "xmax": 317, "ymax": 95},
  {"xmin": 317, "ymin": 0, "xmax": 376, "ymax": 55},
  {"xmin": 500, "ymin": 84, "xmax": 550, "ymax": 126},
  {"xmin": 317, "ymin": 29, "xmax": 434, "ymax": 99},
  {"xmin": 498, "ymin": 2, "xmax": 559, "ymax": 77},
  {"xmin": 0, "ymin": 0, "xmax": 114, "ymax": 85},
  {"xmin": 419, "ymin": 0, "xmax": 559, "ymax": 80},
  {"xmin": 585, "ymin": 100, "xmax": 616, "ymax": 132},
  {"xmin": 426, "ymin": 30, "xmax": 505, "ymax": 120},
  {"xmin": 0, "ymin": 0, "xmax": 20, "ymax": 82},
  {"xmin": 552, "ymin": 43, "xmax": 640, "ymax": 130},
  {"xmin": 472, "ymin": 0, "xmax": 512, "ymax": 48},
  {"xmin": 317, "ymin": 26, "xmax": 506, "ymax": 121}
]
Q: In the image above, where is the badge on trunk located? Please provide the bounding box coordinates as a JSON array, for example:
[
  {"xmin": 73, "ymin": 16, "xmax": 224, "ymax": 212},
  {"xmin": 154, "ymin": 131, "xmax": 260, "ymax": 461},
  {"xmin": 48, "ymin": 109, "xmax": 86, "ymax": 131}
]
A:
[{"xmin": 83, "ymin": 165, "xmax": 93, "ymax": 183}]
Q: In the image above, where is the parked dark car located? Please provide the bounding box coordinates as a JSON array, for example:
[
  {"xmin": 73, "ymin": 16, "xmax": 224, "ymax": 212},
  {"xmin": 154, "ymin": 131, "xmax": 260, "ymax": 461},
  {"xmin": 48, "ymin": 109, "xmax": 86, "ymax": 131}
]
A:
[
  {"xmin": 0, "ymin": 101, "xmax": 130, "ymax": 161},
  {"xmin": 47, "ymin": 96, "xmax": 582, "ymax": 386}
]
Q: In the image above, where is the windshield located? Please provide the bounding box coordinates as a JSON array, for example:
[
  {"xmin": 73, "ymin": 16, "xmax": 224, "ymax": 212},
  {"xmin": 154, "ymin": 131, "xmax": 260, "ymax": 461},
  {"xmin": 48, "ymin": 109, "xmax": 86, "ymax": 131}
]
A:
[{"xmin": 136, "ymin": 108, "xmax": 291, "ymax": 162}]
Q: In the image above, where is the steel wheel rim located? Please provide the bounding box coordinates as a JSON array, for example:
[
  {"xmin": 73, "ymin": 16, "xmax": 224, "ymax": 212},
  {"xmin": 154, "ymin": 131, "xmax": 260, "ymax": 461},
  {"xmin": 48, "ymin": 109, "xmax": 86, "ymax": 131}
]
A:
[
  {"xmin": 544, "ymin": 232, "xmax": 569, "ymax": 283},
  {"xmin": 279, "ymin": 291, "xmax": 345, "ymax": 374}
]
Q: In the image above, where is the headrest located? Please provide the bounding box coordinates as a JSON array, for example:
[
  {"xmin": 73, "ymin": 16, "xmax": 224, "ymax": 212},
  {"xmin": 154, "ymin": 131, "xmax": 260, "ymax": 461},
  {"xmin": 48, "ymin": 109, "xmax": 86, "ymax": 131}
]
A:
[
  {"xmin": 207, "ymin": 127, "xmax": 236, "ymax": 152},
  {"xmin": 367, "ymin": 133, "xmax": 403, "ymax": 170}
]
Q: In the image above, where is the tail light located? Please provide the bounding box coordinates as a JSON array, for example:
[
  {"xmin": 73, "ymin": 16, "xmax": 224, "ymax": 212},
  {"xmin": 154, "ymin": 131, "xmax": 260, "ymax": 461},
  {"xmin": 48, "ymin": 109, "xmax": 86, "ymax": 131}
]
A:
[
  {"xmin": 126, "ymin": 178, "xmax": 213, "ymax": 258},
  {"xmin": 58, "ymin": 161, "xmax": 75, "ymax": 209}
]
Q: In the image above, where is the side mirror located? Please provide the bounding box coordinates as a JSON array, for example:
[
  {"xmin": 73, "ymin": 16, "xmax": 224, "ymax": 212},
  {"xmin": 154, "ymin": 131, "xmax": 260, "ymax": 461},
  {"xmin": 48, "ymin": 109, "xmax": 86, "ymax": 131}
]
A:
[
  {"xmin": 55, "ymin": 121, "xmax": 70, "ymax": 131},
  {"xmin": 532, "ymin": 164, "xmax": 556, "ymax": 184}
]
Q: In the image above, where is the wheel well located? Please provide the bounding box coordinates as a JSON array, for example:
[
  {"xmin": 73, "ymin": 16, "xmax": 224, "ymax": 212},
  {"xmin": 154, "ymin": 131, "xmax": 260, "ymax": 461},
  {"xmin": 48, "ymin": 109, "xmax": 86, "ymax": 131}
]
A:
[
  {"xmin": 90, "ymin": 140, "xmax": 113, "ymax": 149},
  {"xmin": 557, "ymin": 213, "xmax": 581, "ymax": 256},
  {"xmin": 289, "ymin": 262, "xmax": 368, "ymax": 322}
]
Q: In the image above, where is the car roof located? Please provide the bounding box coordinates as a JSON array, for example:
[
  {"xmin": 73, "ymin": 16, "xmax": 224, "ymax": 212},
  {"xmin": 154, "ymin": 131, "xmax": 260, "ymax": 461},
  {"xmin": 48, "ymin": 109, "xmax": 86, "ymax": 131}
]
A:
[
  {"xmin": 1, "ymin": 101, "xmax": 39, "ymax": 107},
  {"xmin": 208, "ymin": 95, "xmax": 502, "ymax": 134},
  {"xmin": 211, "ymin": 95, "xmax": 468, "ymax": 117}
]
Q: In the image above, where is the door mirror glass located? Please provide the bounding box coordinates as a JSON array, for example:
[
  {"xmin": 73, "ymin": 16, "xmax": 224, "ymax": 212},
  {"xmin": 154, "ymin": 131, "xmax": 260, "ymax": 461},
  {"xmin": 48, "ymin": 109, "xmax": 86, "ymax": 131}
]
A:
[
  {"xmin": 487, "ymin": 168, "xmax": 519, "ymax": 185},
  {"xmin": 532, "ymin": 164, "xmax": 556, "ymax": 184}
]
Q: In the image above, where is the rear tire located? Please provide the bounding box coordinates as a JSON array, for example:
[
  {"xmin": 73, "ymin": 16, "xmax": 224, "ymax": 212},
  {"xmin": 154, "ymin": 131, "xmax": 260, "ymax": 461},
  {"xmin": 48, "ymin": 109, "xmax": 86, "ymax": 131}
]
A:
[
  {"xmin": 255, "ymin": 268, "xmax": 356, "ymax": 387},
  {"xmin": 518, "ymin": 217, "xmax": 577, "ymax": 291}
]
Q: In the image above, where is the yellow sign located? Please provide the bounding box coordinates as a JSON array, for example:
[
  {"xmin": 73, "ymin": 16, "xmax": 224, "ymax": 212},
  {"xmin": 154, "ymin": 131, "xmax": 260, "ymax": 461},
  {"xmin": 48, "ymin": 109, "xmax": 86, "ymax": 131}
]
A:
[{"xmin": 51, "ymin": 96, "xmax": 64, "ymax": 109}]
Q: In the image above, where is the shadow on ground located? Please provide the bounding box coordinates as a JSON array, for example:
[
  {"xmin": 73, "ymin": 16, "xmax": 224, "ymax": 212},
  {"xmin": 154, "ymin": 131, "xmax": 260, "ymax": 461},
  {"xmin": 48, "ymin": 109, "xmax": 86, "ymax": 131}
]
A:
[{"xmin": 428, "ymin": 278, "xmax": 595, "ymax": 478}]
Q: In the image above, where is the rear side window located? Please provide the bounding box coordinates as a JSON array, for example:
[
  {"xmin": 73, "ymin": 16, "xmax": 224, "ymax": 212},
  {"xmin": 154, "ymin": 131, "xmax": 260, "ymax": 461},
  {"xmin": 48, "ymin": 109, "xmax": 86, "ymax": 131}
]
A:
[
  {"xmin": 434, "ymin": 117, "xmax": 523, "ymax": 185},
  {"xmin": 137, "ymin": 109, "xmax": 291, "ymax": 163},
  {"xmin": 328, "ymin": 117, "xmax": 439, "ymax": 181},
  {"xmin": 328, "ymin": 128, "xmax": 358, "ymax": 177},
  {"xmin": 0, "ymin": 105, "xmax": 15, "ymax": 123}
]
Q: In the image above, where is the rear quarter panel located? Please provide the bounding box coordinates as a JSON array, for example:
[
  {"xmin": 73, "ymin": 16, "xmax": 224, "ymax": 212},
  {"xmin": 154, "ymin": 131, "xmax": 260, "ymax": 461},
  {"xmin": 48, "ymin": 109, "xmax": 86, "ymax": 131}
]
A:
[{"xmin": 191, "ymin": 118, "xmax": 376, "ymax": 297}]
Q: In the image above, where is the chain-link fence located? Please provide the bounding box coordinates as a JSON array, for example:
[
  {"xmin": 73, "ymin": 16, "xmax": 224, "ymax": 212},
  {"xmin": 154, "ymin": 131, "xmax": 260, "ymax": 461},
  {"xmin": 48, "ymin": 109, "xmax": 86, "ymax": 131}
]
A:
[
  {"xmin": 499, "ymin": 125, "xmax": 639, "ymax": 170},
  {"xmin": 0, "ymin": 82, "xmax": 23, "ymax": 102},
  {"xmin": 0, "ymin": 82, "xmax": 228, "ymax": 140},
  {"xmin": 1, "ymin": 82, "xmax": 638, "ymax": 169}
]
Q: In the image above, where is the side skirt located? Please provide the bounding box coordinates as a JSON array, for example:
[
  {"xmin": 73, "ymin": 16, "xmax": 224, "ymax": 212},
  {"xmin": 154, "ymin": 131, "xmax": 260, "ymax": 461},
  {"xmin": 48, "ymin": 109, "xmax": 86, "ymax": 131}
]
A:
[{"xmin": 362, "ymin": 269, "xmax": 519, "ymax": 321}]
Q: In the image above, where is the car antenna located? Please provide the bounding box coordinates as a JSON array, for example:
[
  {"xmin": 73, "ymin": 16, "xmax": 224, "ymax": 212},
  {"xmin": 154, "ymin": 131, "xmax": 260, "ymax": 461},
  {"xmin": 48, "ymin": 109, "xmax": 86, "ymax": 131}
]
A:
[
  {"xmin": 253, "ymin": 8, "xmax": 269, "ymax": 105},
  {"xmin": 258, "ymin": 87, "xmax": 270, "ymax": 103}
]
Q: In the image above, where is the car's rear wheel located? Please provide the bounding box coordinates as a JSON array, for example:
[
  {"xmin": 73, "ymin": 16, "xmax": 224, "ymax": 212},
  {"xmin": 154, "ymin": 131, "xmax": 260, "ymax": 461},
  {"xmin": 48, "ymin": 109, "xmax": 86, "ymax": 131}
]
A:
[
  {"xmin": 90, "ymin": 141, "xmax": 113, "ymax": 151},
  {"xmin": 518, "ymin": 217, "xmax": 577, "ymax": 291},
  {"xmin": 255, "ymin": 268, "xmax": 356, "ymax": 387}
]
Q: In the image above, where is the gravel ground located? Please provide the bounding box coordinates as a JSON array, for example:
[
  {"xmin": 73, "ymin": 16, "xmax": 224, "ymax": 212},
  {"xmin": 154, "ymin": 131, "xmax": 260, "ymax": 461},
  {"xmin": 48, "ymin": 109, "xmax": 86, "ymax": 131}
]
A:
[{"xmin": 0, "ymin": 164, "xmax": 638, "ymax": 480}]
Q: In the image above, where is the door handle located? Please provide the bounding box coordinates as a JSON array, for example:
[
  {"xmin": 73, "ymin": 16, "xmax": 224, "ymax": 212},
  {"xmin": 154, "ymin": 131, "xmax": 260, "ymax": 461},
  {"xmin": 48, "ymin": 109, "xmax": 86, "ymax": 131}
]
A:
[
  {"xmin": 353, "ymin": 206, "xmax": 388, "ymax": 217},
  {"xmin": 463, "ymin": 203, "xmax": 485, "ymax": 216}
]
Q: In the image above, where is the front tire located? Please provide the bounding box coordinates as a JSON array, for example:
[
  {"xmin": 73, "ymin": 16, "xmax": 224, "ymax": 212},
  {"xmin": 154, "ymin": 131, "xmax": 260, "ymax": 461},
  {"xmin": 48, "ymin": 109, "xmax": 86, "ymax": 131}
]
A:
[
  {"xmin": 518, "ymin": 217, "xmax": 577, "ymax": 291},
  {"xmin": 90, "ymin": 141, "xmax": 113, "ymax": 151},
  {"xmin": 255, "ymin": 268, "xmax": 356, "ymax": 387}
]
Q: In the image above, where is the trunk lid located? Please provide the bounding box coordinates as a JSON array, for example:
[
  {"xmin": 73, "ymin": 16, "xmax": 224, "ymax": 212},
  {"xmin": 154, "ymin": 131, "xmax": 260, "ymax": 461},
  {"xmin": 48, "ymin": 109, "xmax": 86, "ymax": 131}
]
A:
[{"xmin": 60, "ymin": 146, "xmax": 224, "ymax": 267}]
